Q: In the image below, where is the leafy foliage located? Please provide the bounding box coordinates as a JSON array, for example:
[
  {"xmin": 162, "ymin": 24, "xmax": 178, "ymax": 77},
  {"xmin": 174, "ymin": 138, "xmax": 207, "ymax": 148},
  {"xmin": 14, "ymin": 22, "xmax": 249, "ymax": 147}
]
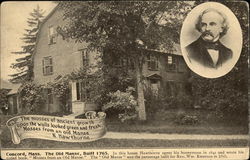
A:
[
  {"xmin": 174, "ymin": 114, "xmax": 199, "ymax": 125},
  {"xmin": 68, "ymin": 59, "xmax": 136, "ymax": 107},
  {"xmin": 190, "ymin": 2, "xmax": 248, "ymax": 120},
  {"xmin": 18, "ymin": 79, "xmax": 70, "ymax": 114},
  {"xmin": 19, "ymin": 82, "xmax": 45, "ymax": 113},
  {"xmin": 48, "ymin": 77, "xmax": 71, "ymax": 113},
  {"xmin": 10, "ymin": 5, "xmax": 44, "ymax": 83},
  {"xmin": 57, "ymin": 1, "xmax": 192, "ymax": 120},
  {"xmin": 58, "ymin": 1, "xmax": 191, "ymax": 51},
  {"xmin": 0, "ymin": 89, "xmax": 9, "ymax": 108},
  {"xmin": 145, "ymin": 87, "xmax": 193, "ymax": 120},
  {"xmin": 103, "ymin": 87, "xmax": 138, "ymax": 122}
]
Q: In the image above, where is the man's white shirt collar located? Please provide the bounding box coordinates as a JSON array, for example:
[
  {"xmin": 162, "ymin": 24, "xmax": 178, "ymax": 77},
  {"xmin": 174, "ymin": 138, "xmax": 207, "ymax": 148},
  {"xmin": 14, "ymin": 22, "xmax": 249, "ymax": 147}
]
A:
[{"xmin": 207, "ymin": 49, "xmax": 219, "ymax": 66}]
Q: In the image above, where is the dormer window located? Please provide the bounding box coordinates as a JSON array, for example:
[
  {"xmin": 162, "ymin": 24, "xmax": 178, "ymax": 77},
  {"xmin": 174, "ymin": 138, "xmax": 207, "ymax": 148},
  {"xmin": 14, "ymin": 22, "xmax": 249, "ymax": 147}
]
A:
[{"xmin": 48, "ymin": 26, "xmax": 56, "ymax": 44}]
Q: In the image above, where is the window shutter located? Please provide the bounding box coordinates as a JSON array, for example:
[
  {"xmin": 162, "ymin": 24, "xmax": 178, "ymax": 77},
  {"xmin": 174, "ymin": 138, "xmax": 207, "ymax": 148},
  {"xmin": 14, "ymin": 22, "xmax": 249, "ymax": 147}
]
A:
[
  {"xmin": 81, "ymin": 81, "xmax": 85, "ymax": 101},
  {"xmin": 50, "ymin": 57, "xmax": 53, "ymax": 74},
  {"xmin": 82, "ymin": 50, "xmax": 89, "ymax": 66},
  {"xmin": 49, "ymin": 57, "xmax": 53, "ymax": 65},
  {"xmin": 156, "ymin": 56, "xmax": 159, "ymax": 70},
  {"xmin": 68, "ymin": 82, "xmax": 72, "ymax": 105},
  {"xmin": 76, "ymin": 82, "xmax": 80, "ymax": 100},
  {"xmin": 86, "ymin": 51, "xmax": 89, "ymax": 66},
  {"xmin": 71, "ymin": 82, "xmax": 77, "ymax": 101},
  {"xmin": 82, "ymin": 51, "xmax": 85, "ymax": 66},
  {"xmin": 48, "ymin": 28, "xmax": 50, "ymax": 44},
  {"xmin": 147, "ymin": 55, "xmax": 151, "ymax": 69},
  {"xmin": 42, "ymin": 59, "xmax": 45, "ymax": 75},
  {"xmin": 53, "ymin": 34, "xmax": 56, "ymax": 43}
]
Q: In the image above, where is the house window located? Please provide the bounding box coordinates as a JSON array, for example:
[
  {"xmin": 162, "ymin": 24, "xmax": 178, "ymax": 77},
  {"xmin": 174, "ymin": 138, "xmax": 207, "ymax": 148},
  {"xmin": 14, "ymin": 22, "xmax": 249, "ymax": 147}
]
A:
[
  {"xmin": 82, "ymin": 50, "xmax": 89, "ymax": 67},
  {"xmin": 42, "ymin": 57, "xmax": 53, "ymax": 75},
  {"xmin": 114, "ymin": 57, "xmax": 134, "ymax": 69},
  {"xmin": 166, "ymin": 55, "xmax": 176, "ymax": 71},
  {"xmin": 73, "ymin": 81, "xmax": 90, "ymax": 101},
  {"xmin": 147, "ymin": 54, "xmax": 159, "ymax": 71},
  {"xmin": 48, "ymin": 26, "xmax": 56, "ymax": 44}
]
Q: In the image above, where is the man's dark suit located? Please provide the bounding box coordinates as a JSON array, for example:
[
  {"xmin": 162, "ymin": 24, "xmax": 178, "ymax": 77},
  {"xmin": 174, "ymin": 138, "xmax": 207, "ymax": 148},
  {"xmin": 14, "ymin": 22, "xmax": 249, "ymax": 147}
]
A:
[{"xmin": 185, "ymin": 37, "xmax": 233, "ymax": 68}]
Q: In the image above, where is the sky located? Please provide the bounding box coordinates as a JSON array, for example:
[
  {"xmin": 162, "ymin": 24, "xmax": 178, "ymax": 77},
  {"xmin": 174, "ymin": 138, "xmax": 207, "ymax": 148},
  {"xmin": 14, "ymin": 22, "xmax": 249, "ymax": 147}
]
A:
[{"xmin": 1, "ymin": 1, "xmax": 56, "ymax": 85}]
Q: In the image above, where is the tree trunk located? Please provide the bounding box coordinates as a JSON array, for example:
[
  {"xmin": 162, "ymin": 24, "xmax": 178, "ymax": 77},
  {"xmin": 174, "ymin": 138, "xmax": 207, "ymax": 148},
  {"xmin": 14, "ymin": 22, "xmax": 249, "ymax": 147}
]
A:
[{"xmin": 135, "ymin": 58, "xmax": 146, "ymax": 121}]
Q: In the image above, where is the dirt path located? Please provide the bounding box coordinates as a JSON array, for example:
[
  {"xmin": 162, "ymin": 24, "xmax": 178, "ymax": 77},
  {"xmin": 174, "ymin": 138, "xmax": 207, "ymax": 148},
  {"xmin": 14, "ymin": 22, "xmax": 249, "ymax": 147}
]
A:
[{"xmin": 104, "ymin": 132, "xmax": 249, "ymax": 140}]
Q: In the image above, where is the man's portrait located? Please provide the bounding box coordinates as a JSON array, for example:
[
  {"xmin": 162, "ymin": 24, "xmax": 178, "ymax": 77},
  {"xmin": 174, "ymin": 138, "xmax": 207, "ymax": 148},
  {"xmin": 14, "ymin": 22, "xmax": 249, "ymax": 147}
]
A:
[
  {"xmin": 180, "ymin": 2, "xmax": 242, "ymax": 78},
  {"xmin": 186, "ymin": 8, "xmax": 232, "ymax": 68}
]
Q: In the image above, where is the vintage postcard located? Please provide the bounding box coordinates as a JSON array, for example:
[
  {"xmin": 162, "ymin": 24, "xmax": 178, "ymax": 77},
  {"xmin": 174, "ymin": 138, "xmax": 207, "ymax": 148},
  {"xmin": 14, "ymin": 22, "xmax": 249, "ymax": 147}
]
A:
[{"xmin": 0, "ymin": 1, "xmax": 249, "ymax": 160}]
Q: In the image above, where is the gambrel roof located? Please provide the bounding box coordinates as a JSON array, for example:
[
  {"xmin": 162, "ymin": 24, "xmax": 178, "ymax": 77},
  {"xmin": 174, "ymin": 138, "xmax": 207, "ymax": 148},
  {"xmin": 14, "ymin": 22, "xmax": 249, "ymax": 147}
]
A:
[{"xmin": 32, "ymin": 4, "xmax": 183, "ymax": 66}]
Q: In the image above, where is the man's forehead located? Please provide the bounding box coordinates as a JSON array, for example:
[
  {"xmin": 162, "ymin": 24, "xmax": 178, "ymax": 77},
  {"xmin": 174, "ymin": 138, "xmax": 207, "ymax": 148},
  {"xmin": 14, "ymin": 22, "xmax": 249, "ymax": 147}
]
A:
[{"xmin": 201, "ymin": 11, "xmax": 223, "ymax": 22}]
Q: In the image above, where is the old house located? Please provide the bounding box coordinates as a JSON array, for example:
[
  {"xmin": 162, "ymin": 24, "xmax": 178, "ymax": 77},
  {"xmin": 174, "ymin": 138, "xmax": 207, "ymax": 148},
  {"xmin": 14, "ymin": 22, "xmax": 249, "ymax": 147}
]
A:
[
  {"xmin": 32, "ymin": 6, "xmax": 189, "ymax": 114},
  {"xmin": 143, "ymin": 46, "xmax": 189, "ymax": 96},
  {"xmin": 111, "ymin": 46, "xmax": 189, "ymax": 97},
  {"xmin": 32, "ymin": 6, "xmax": 99, "ymax": 114}
]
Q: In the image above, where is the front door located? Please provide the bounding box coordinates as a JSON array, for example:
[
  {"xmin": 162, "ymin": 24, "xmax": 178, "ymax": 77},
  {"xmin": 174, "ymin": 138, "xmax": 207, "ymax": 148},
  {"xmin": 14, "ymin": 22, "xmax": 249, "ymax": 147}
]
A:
[
  {"xmin": 71, "ymin": 81, "xmax": 85, "ymax": 114},
  {"xmin": 150, "ymin": 79, "xmax": 159, "ymax": 95}
]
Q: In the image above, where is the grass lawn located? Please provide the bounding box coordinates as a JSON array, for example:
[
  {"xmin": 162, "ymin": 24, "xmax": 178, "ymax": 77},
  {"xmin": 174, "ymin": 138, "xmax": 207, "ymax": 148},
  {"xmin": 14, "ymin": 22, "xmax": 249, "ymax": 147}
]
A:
[
  {"xmin": 106, "ymin": 119, "xmax": 248, "ymax": 135},
  {"xmin": 1, "ymin": 112, "xmax": 248, "ymax": 136},
  {"xmin": 1, "ymin": 113, "xmax": 249, "ymax": 149},
  {"xmin": 106, "ymin": 108, "xmax": 248, "ymax": 135},
  {"xmin": 1, "ymin": 130, "xmax": 248, "ymax": 149}
]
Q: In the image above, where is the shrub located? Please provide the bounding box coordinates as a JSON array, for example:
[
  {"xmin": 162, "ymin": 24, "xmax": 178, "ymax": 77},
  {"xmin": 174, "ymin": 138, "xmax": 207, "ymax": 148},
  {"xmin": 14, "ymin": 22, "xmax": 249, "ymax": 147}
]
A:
[
  {"xmin": 48, "ymin": 78, "xmax": 71, "ymax": 113},
  {"xmin": 0, "ymin": 89, "xmax": 9, "ymax": 108},
  {"xmin": 103, "ymin": 87, "xmax": 138, "ymax": 122},
  {"xmin": 144, "ymin": 88, "xmax": 162, "ymax": 120},
  {"xmin": 162, "ymin": 93, "xmax": 193, "ymax": 109},
  {"xmin": 19, "ymin": 82, "xmax": 46, "ymax": 113},
  {"xmin": 144, "ymin": 87, "xmax": 193, "ymax": 120},
  {"xmin": 174, "ymin": 113, "xmax": 199, "ymax": 125},
  {"xmin": 191, "ymin": 72, "xmax": 248, "ymax": 121}
]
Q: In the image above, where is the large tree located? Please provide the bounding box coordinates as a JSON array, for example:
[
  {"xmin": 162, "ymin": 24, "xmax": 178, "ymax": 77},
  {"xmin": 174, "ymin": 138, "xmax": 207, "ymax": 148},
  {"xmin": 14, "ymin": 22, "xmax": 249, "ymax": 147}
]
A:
[
  {"xmin": 0, "ymin": 89, "xmax": 9, "ymax": 109},
  {"xmin": 10, "ymin": 5, "xmax": 44, "ymax": 83},
  {"xmin": 58, "ymin": 1, "xmax": 191, "ymax": 120}
]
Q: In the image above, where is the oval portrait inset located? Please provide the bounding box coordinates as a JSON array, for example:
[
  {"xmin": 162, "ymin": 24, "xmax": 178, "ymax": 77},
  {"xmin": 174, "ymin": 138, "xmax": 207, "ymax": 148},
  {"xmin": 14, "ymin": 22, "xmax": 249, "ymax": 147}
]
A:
[{"xmin": 180, "ymin": 2, "xmax": 242, "ymax": 78}]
